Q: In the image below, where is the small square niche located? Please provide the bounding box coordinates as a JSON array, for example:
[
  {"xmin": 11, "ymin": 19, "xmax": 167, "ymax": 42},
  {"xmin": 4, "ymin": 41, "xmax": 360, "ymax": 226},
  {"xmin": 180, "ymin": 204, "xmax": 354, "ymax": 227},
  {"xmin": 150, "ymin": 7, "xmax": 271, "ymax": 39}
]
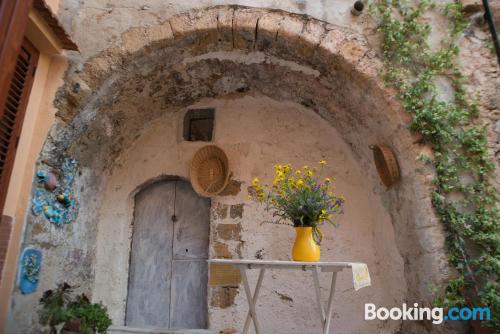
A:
[{"xmin": 183, "ymin": 108, "xmax": 215, "ymax": 142}]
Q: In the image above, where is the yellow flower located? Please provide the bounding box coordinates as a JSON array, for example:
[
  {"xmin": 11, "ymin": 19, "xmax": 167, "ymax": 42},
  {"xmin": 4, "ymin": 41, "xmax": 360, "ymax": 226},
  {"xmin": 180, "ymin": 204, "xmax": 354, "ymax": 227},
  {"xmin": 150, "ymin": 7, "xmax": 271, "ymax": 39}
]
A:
[
  {"xmin": 302, "ymin": 165, "xmax": 309, "ymax": 170},
  {"xmin": 306, "ymin": 170, "xmax": 313, "ymax": 177},
  {"xmin": 295, "ymin": 170, "xmax": 302, "ymax": 175},
  {"xmin": 246, "ymin": 195, "xmax": 252, "ymax": 200},
  {"xmin": 325, "ymin": 177, "xmax": 331, "ymax": 183},
  {"xmin": 319, "ymin": 160, "xmax": 327, "ymax": 165},
  {"xmin": 252, "ymin": 178, "xmax": 260, "ymax": 186},
  {"xmin": 296, "ymin": 179, "xmax": 304, "ymax": 187}
]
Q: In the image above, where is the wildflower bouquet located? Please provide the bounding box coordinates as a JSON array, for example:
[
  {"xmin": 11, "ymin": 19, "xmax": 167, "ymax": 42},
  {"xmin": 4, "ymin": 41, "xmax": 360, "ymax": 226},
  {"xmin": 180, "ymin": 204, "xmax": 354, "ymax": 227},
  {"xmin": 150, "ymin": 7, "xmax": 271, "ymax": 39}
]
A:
[{"xmin": 249, "ymin": 161, "xmax": 344, "ymax": 245}]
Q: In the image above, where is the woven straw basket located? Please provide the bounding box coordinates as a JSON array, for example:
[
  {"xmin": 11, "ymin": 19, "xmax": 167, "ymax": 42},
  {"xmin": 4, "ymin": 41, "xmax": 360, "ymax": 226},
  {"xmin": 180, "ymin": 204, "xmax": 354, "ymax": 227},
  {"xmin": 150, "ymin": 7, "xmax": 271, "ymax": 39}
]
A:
[
  {"xmin": 371, "ymin": 144, "xmax": 400, "ymax": 188},
  {"xmin": 190, "ymin": 145, "xmax": 230, "ymax": 197}
]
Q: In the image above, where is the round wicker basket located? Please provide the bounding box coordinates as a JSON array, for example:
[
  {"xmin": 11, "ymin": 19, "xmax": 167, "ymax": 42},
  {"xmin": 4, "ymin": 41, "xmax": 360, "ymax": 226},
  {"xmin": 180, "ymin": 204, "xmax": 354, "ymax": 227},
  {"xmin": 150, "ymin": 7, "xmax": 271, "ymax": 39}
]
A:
[
  {"xmin": 371, "ymin": 145, "xmax": 400, "ymax": 188},
  {"xmin": 190, "ymin": 145, "xmax": 230, "ymax": 197}
]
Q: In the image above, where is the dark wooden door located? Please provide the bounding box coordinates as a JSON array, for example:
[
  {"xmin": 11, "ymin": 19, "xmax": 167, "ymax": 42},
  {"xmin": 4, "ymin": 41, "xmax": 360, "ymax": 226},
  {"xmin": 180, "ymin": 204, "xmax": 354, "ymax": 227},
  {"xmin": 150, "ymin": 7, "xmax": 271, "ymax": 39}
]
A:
[{"xmin": 126, "ymin": 180, "xmax": 210, "ymax": 329}]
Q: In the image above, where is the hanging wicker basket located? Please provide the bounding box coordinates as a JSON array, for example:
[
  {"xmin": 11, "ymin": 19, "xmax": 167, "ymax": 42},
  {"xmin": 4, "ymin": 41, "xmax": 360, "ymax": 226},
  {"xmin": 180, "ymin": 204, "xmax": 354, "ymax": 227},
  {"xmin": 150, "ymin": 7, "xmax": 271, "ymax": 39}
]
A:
[
  {"xmin": 190, "ymin": 145, "xmax": 230, "ymax": 197},
  {"xmin": 371, "ymin": 144, "xmax": 400, "ymax": 188}
]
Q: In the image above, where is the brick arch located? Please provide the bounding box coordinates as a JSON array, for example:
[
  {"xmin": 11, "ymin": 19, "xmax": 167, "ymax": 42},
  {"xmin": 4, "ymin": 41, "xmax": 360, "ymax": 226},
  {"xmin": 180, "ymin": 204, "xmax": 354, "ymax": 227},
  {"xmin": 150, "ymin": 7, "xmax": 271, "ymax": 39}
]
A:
[
  {"xmin": 42, "ymin": 6, "xmax": 451, "ymax": 333},
  {"xmin": 53, "ymin": 6, "xmax": 411, "ymax": 177},
  {"xmin": 56, "ymin": 6, "xmax": 397, "ymax": 123}
]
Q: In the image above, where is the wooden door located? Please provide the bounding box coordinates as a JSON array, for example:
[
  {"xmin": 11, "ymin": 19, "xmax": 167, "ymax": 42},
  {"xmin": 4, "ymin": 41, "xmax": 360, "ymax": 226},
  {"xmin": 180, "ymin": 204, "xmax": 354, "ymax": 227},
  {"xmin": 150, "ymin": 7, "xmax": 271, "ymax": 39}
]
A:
[
  {"xmin": 126, "ymin": 181, "xmax": 174, "ymax": 328},
  {"xmin": 170, "ymin": 181, "xmax": 210, "ymax": 328},
  {"xmin": 126, "ymin": 180, "xmax": 210, "ymax": 329}
]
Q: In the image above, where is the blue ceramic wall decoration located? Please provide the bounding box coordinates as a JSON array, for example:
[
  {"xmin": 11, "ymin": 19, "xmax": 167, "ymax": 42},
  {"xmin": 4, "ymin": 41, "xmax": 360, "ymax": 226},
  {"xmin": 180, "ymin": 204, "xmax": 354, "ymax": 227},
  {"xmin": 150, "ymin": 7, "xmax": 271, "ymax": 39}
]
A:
[
  {"xmin": 19, "ymin": 247, "xmax": 42, "ymax": 294},
  {"xmin": 62, "ymin": 158, "xmax": 78, "ymax": 185},
  {"xmin": 31, "ymin": 158, "xmax": 79, "ymax": 226},
  {"xmin": 36, "ymin": 170, "xmax": 49, "ymax": 183},
  {"xmin": 57, "ymin": 189, "xmax": 73, "ymax": 208},
  {"xmin": 36, "ymin": 170, "xmax": 58, "ymax": 191}
]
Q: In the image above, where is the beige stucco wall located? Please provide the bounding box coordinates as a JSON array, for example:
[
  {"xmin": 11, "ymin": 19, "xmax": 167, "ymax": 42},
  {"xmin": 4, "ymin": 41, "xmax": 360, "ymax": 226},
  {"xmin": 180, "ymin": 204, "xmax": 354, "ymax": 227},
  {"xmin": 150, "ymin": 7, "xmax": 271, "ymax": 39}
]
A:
[
  {"xmin": 45, "ymin": 0, "xmax": 60, "ymax": 13},
  {"xmin": 0, "ymin": 20, "xmax": 68, "ymax": 333},
  {"xmin": 94, "ymin": 95, "xmax": 406, "ymax": 333}
]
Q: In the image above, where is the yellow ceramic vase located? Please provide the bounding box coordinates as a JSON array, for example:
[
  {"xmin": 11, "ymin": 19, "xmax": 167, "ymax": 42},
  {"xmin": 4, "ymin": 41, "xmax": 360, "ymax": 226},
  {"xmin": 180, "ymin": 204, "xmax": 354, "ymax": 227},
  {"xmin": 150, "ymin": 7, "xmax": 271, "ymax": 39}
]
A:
[{"xmin": 292, "ymin": 227, "xmax": 320, "ymax": 262}]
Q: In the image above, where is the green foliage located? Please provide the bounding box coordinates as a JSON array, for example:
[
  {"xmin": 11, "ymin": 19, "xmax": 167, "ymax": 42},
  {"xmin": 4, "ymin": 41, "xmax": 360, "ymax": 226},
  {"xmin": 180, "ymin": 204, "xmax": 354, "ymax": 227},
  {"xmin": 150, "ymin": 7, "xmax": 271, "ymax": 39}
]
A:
[
  {"xmin": 68, "ymin": 294, "xmax": 113, "ymax": 334},
  {"xmin": 371, "ymin": 1, "xmax": 499, "ymax": 330},
  {"xmin": 39, "ymin": 283, "xmax": 73, "ymax": 329},
  {"xmin": 39, "ymin": 283, "xmax": 112, "ymax": 333}
]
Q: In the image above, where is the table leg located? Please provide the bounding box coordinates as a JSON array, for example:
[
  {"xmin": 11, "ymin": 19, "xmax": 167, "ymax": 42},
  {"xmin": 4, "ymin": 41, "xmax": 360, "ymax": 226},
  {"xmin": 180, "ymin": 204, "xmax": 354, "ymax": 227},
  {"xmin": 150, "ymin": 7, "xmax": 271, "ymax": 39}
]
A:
[
  {"xmin": 242, "ymin": 268, "xmax": 266, "ymax": 334},
  {"xmin": 312, "ymin": 266, "xmax": 325, "ymax": 323},
  {"xmin": 323, "ymin": 272, "xmax": 338, "ymax": 334},
  {"xmin": 239, "ymin": 266, "xmax": 263, "ymax": 334}
]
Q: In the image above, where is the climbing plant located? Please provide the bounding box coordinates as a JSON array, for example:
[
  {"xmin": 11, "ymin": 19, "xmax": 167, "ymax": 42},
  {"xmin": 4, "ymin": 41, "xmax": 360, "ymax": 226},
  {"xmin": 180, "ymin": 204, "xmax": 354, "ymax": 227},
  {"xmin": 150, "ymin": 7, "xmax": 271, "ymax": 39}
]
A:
[{"xmin": 371, "ymin": 0, "xmax": 499, "ymax": 330}]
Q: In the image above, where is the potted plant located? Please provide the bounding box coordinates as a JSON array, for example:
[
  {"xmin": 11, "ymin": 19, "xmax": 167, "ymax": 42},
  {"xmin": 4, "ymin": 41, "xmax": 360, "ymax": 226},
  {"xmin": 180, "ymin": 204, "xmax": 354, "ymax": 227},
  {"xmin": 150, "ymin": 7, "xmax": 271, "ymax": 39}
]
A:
[
  {"xmin": 39, "ymin": 283, "xmax": 112, "ymax": 334},
  {"xmin": 248, "ymin": 161, "xmax": 344, "ymax": 261}
]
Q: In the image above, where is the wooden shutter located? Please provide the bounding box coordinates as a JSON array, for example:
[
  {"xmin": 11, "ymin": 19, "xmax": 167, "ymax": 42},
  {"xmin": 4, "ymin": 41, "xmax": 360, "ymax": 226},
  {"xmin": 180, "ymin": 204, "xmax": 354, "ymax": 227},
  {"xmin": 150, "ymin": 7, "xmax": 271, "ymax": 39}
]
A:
[
  {"xmin": 0, "ymin": 38, "xmax": 39, "ymax": 215},
  {"xmin": 0, "ymin": 0, "xmax": 34, "ymax": 106}
]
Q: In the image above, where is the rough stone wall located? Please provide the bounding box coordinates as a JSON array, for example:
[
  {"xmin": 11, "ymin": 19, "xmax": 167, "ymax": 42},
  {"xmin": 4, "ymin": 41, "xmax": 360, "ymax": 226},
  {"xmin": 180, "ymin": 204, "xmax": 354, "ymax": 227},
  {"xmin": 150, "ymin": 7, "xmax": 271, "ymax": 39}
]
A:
[
  {"xmin": 7, "ymin": 164, "xmax": 102, "ymax": 333},
  {"xmin": 58, "ymin": 0, "xmax": 373, "ymax": 61},
  {"xmin": 457, "ymin": 4, "xmax": 500, "ymax": 184},
  {"xmin": 10, "ymin": 5, "xmax": 443, "ymax": 333},
  {"xmin": 7, "ymin": 2, "xmax": 498, "ymax": 333},
  {"xmin": 92, "ymin": 96, "xmax": 406, "ymax": 333},
  {"xmin": 55, "ymin": 0, "xmax": 498, "ymax": 220},
  {"xmin": 49, "ymin": 10, "xmax": 452, "ymax": 325}
]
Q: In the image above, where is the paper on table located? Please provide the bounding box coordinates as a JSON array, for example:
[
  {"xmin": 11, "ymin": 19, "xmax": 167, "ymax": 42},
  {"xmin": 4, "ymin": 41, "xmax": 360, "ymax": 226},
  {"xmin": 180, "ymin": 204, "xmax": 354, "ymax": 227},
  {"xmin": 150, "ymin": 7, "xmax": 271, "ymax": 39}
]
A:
[{"xmin": 350, "ymin": 263, "xmax": 371, "ymax": 291}]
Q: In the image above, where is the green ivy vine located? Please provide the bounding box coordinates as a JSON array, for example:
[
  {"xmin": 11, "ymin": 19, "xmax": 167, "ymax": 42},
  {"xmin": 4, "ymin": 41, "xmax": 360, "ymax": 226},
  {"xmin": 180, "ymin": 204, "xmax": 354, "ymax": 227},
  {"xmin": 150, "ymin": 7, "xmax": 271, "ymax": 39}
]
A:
[{"xmin": 371, "ymin": 0, "xmax": 499, "ymax": 330}]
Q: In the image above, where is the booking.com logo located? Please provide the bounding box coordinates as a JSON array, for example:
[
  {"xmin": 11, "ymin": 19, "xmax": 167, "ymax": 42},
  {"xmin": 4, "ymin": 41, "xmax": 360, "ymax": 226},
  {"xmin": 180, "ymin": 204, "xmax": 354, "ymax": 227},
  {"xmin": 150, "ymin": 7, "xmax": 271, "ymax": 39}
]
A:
[{"xmin": 365, "ymin": 303, "xmax": 491, "ymax": 324}]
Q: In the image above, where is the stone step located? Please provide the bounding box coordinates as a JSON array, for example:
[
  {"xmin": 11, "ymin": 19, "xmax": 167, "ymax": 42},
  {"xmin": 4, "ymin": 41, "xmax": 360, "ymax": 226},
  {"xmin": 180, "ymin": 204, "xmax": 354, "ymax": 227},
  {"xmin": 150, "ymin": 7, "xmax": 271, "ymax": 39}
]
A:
[{"xmin": 108, "ymin": 326, "xmax": 220, "ymax": 334}]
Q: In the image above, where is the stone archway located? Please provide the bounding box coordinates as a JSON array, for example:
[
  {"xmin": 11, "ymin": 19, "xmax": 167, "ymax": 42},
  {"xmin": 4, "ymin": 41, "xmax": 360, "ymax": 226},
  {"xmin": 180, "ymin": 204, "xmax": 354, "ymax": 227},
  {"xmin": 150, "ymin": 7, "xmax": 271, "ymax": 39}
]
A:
[{"xmin": 13, "ymin": 5, "xmax": 453, "ymax": 334}]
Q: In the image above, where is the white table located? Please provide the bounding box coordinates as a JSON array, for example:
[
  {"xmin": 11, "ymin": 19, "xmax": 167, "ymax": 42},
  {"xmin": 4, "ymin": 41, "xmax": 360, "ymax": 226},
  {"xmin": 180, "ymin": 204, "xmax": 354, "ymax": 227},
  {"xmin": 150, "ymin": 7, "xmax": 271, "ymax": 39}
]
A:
[{"xmin": 208, "ymin": 259, "xmax": 358, "ymax": 334}]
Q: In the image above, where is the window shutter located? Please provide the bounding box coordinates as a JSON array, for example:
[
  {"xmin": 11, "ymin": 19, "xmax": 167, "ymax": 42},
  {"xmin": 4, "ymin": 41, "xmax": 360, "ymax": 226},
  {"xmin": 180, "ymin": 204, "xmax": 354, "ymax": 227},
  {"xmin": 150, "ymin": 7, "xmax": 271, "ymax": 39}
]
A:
[{"xmin": 0, "ymin": 38, "xmax": 39, "ymax": 215}]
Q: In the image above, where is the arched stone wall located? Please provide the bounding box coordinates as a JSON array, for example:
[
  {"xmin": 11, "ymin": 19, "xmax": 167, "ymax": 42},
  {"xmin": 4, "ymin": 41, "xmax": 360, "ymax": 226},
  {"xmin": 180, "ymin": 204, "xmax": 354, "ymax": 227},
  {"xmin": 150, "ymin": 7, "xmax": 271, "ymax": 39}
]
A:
[
  {"xmin": 10, "ymin": 6, "xmax": 456, "ymax": 334},
  {"xmin": 92, "ymin": 96, "xmax": 406, "ymax": 333}
]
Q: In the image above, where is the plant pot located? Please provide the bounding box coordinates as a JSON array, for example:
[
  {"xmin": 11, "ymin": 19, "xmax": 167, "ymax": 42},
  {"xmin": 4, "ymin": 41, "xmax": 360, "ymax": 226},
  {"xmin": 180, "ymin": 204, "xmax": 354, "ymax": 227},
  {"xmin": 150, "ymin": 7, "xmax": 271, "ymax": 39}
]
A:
[{"xmin": 292, "ymin": 227, "xmax": 320, "ymax": 262}]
